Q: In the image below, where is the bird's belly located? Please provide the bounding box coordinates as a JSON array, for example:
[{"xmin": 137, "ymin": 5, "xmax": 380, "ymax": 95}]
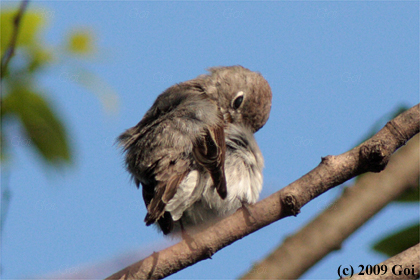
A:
[
  {"xmin": 165, "ymin": 124, "xmax": 264, "ymax": 233},
  {"xmin": 178, "ymin": 151, "xmax": 263, "ymax": 229}
]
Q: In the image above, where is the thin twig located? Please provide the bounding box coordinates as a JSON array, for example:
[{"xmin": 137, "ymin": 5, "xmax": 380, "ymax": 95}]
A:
[
  {"xmin": 106, "ymin": 104, "xmax": 420, "ymax": 280},
  {"xmin": 0, "ymin": 0, "xmax": 30, "ymax": 80}
]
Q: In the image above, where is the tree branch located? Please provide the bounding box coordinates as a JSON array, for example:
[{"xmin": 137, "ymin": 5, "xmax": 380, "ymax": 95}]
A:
[
  {"xmin": 240, "ymin": 133, "xmax": 419, "ymax": 279},
  {"xmin": 0, "ymin": 0, "xmax": 29, "ymax": 80},
  {"xmin": 343, "ymin": 243, "xmax": 420, "ymax": 280},
  {"xmin": 106, "ymin": 104, "xmax": 419, "ymax": 280}
]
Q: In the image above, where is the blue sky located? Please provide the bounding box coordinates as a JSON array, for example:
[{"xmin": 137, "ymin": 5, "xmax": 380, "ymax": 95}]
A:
[{"xmin": 1, "ymin": 1, "xmax": 419, "ymax": 279}]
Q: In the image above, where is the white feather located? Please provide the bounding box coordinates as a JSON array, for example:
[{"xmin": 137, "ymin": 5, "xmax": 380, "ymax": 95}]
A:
[{"xmin": 164, "ymin": 124, "xmax": 263, "ymax": 230}]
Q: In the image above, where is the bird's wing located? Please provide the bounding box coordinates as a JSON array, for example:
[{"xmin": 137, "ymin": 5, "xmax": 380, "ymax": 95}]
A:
[
  {"xmin": 192, "ymin": 122, "xmax": 227, "ymax": 199},
  {"xmin": 118, "ymin": 81, "xmax": 227, "ymax": 234},
  {"xmin": 144, "ymin": 157, "xmax": 189, "ymax": 234}
]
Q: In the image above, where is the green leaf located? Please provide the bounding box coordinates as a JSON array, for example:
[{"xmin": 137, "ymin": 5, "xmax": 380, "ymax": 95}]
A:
[
  {"xmin": 1, "ymin": 9, "xmax": 45, "ymax": 56},
  {"xmin": 0, "ymin": 131, "xmax": 6, "ymax": 162},
  {"xmin": 67, "ymin": 29, "xmax": 95, "ymax": 55},
  {"xmin": 372, "ymin": 223, "xmax": 420, "ymax": 257},
  {"xmin": 28, "ymin": 47, "xmax": 55, "ymax": 72},
  {"xmin": 76, "ymin": 69, "xmax": 119, "ymax": 114},
  {"xmin": 3, "ymin": 87, "xmax": 72, "ymax": 165}
]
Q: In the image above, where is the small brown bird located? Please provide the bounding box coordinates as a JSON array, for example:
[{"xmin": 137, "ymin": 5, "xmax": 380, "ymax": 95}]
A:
[{"xmin": 118, "ymin": 66, "xmax": 272, "ymax": 234}]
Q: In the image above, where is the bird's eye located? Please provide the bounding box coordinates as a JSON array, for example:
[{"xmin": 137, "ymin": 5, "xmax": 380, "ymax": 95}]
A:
[{"xmin": 232, "ymin": 94, "xmax": 244, "ymax": 110}]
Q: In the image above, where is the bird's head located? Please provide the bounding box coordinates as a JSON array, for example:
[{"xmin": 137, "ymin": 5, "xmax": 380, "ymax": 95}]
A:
[{"xmin": 203, "ymin": 66, "xmax": 272, "ymax": 133}]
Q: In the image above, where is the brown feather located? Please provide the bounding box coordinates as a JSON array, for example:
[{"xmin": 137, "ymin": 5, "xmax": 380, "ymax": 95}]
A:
[
  {"xmin": 193, "ymin": 123, "xmax": 227, "ymax": 199},
  {"xmin": 158, "ymin": 212, "xmax": 174, "ymax": 235},
  {"xmin": 162, "ymin": 171, "xmax": 187, "ymax": 204},
  {"xmin": 144, "ymin": 169, "xmax": 187, "ymax": 226}
]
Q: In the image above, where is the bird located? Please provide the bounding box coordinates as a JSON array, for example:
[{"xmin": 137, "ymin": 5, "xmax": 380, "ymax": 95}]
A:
[{"xmin": 118, "ymin": 65, "xmax": 272, "ymax": 235}]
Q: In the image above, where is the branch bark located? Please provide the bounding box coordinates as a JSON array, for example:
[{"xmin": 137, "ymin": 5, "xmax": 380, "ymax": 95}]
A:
[
  {"xmin": 240, "ymin": 133, "xmax": 419, "ymax": 279},
  {"xmin": 0, "ymin": 0, "xmax": 29, "ymax": 79},
  {"xmin": 343, "ymin": 243, "xmax": 420, "ymax": 280},
  {"xmin": 106, "ymin": 104, "xmax": 420, "ymax": 280}
]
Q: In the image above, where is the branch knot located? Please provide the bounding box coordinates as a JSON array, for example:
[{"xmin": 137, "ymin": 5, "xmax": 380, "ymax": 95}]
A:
[
  {"xmin": 359, "ymin": 140, "xmax": 389, "ymax": 173},
  {"xmin": 282, "ymin": 193, "xmax": 301, "ymax": 217}
]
